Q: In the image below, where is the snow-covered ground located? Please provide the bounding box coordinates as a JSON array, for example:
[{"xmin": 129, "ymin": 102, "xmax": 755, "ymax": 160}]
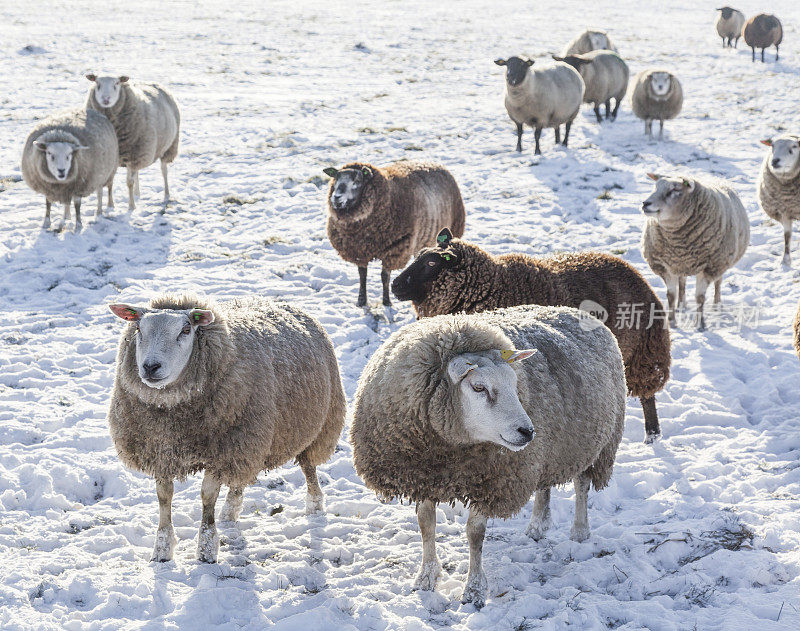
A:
[{"xmin": 2, "ymin": 1, "xmax": 800, "ymax": 628}]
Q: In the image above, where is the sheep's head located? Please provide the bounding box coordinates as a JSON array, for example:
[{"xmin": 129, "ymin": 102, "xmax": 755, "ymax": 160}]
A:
[
  {"xmin": 392, "ymin": 228, "xmax": 460, "ymax": 303},
  {"xmin": 717, "ymin": 7, "xmax": 734, "ymax": 20},
  {"xmin": 641, "ymin": 173, "xmax": 695, "ymax": 222},
  {"xmin": 445, "ymin": 349, "xmax": 536, "ymax": 451},
  {"xmin": 323, "ymin": 165, "xmax": 374, "ymax": 218},
  {"xmin": 648, "ymin": 72, "xmax": 672, "ymax": 97},
  {"xmin": 86, "ymin": 74, "xmax": 128, "ymax": 108},
  {"xmin": 33, "ymin": 140, "xmax": 87, "ymax": 182},
  {"xmin": 761, "ymin": 136, "xmax": 800, "ymax": 180},
  {"xmin": 494, "ymin": 56, "xmax": 533, "ymax": 87},
  {"xmin": 587, "ymin": 31, "xmax": 609, "ymax": 50},
  {"xmin": 552, "ymin": 54, "xmax": 592, "ymax": 73},
  {"xmin": 109, "ymin": 304, "xmax": 214, "ymax": 389}
]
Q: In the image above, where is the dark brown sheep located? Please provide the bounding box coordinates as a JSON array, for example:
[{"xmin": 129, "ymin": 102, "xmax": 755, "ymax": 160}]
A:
[
  {"xmin": 391, "ymin": 229, "xmax": 671, "ymax": 442},
  {"xmin": 743, "ymin": 14, "xmax": 782, "ymax": 62}
]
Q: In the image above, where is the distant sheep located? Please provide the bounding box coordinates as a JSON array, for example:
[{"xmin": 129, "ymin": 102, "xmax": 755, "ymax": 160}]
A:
[
  {"xmin": 108, "ymin": 293, "xmax": 345, "ymax": 563},
  {"xmin": 562, "ymin": 30, "xmax": 617, "ymax": 56},
  {"xmin": 553, "ymin": 50, "xmax": 629, "ymax": 122},
  {"xmin": 495, "ymin": 56, "xmax": 584, "ymax": 154},
  {"xmin": 323, "ymin": 160, "xmax": 465, "ymax": 307},
  {"xmin": 351, "ymin": 305, "xmax": 626, "ymax": 607},
  {"xmin": 21, "ymin": 108, "xmax": 118, "ymax": 231},
  {"xmin": 641, "ymin": 174, "xmax": 750, "ymax": 330},
  {"xmin": 631, "ymin": 69, "xmax": 683, "ymax": 140},
  {"xmin": 757, "ymin": 135, "xmax": 800, "ymax": 266},
  {"xmin": 86, "ymin": 75, "xmax": 180, "ymax": 210},
  {"xmin": 392, "ymin": 228, "xmax": 670, "ymax": 442},
  {"xmin": 715, "ymin": 7, "xmax": 745, "ymax": 48},
  {"xmin": 743, "ymin": 14, "xmax": 782, "ymax": 62}
]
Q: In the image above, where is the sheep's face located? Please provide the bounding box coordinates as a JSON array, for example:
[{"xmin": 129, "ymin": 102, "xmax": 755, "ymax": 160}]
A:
[
  {"xmin": 649, "ymin": 73, "xmax": 672, "ymax": 97},
  {"xmin": 109, "ymin": 304, "xmax": 215, "ymax": 389},
  {"xmin": 718, "ymin": 7, "xmax": 734, "ymax": 20},
  {"xmin": 447, "ymin": 350, "xmax": 536, "ymax": 451},
  {"xmin": 588, "ymin": 31, "xmax": 609, "ymax": 50},
  {"xmin": 495, "ymin": 56, "xmax": 533, "ymax": 87},
  {"xmin": 391, "ymin": 246, "xmax": 459, "ymax": 302},
  {"xmin": 87, "ymin": 75, "xmax": 128, "ymax": 108},
  {"xmin": 765, "ymin": 137, "xmax": 800, "ymax": 179},
  {"xmin": 641, "ymin": 175, "xmax": 695, "ymax": 222},
  {"xmin": 324, "ymin": 166, "xmax": 373, "ymax": 215},
  {"xmin": 34, "ymin": 141, "xmax": 85, "ymax": 181}
]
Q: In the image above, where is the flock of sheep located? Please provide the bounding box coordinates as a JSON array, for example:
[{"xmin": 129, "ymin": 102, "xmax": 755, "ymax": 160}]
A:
[{"xmin": 14, "ymin": 7, "xmax": 799, "ymax": 610}]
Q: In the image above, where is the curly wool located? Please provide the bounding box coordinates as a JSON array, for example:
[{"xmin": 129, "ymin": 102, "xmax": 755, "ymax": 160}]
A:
[
  {"xmin": 743, "ymin": 14, "xmax": 783, "ymax": 50},
  {"xmin": 504, "ymin": 63, "xmax": 584, "ymax": 131},
  {"xmin": 108, "ymin": 293, "xmax": 346, "ymax": 486},
  {"xmin": 757, "ymin": 153, "xmax": 800, "ymax": 224},
  {"xmin": 87, "ymin": 81, "xmax": 180, "ymax": 170},
  {"xmin": 631, "ymin": 70, "xmax": 683, "ymax": 122},
  {"xmin": 326, "ymin": 160, "xmax": 465, "ymax": 270},
  {"xmin": 413, "ymin": 242, "xmax": 670, "ymax": 400},
  {"xmin": 21, "ymin": 108, "xmax": 118, "ymax": 205},
  {"xmin": 562, "ymin": 30, "xmax": 617, "ymax": 56},
  {"xmin": 351, "ymin": 305, "xmax": 627, "ymax": 519},
  {"xmin": 641, "ymin": 177, "xmax": 750, "ymax": 281}
]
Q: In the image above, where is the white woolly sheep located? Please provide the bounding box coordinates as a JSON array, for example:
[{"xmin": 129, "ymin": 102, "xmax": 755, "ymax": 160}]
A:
[
  {"xmin": 641, "ymin": 173, "xmax": 750, "ymax": 329},
  {"xmin": 108, "ymin": 293, "xmax": 346, "ymax": 563},
  {"xmin": 553, "ymin": 50, "xmax": 629, "ymax": 122},
  {"xmin": 715, "ymin": 7, "xmax": 745, "ymax": 48},
  {"xmin": 631, "ymin": 69, "xmax": 683, "ymax": 140},
  {"xmin": 21, "ymin": 108, "xmax": 118, "ymax": 231},
  {"xmin": 86, "ymin": 74, "xmax": 180, "ymax": 211},
  {"xmin": 351, "ymin": 305, "xmax": 626, "ymax": 607},
  {"xmin": 494, "ymin": 56, "xmax": 585, "ymax": 155},
  {"xmin": 562, "ymin": 30, "xmax": 618, "ymax": 56},
  {"xmin": 757, "ymin": 135, "xmax": 800, "ymax": 266}
]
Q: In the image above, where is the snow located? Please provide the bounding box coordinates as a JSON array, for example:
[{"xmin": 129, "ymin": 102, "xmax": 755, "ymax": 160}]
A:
[{"xmin": 2, "ymin": 0, "xmax": 800, "ymax": 628}]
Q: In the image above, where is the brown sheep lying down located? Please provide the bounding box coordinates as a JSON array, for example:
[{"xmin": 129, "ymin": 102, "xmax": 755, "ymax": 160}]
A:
[{"xmin": 391, "ymin": 229, "xmax": 671, "ymax": 443}]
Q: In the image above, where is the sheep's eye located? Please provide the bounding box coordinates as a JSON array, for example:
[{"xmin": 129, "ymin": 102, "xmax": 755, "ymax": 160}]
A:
[
  {"xmin": 472, "ymin": 384, "xmax": 485, "ymax": 393},
  {"xmin": 181, "ymin": 323, "xmax": 191, "ymax": 335},
  {"xmin": 427, "ymin": 260, "xmax": 437, "ymax": 267}
]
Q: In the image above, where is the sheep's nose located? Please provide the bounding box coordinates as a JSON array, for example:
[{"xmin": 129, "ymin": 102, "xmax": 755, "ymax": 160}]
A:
[
  {"xmin": 772, "ymin": 158, "xmax": 781, "ymax": 167},
  {"xmin": 142, "ymin": 362, "xmax": 161, "ymax": 378},
  {"xmin": 517, "ymin": 426, "xmax": 534, "ymax": 442},
  {"xmin": 642, "ymin": 201, "xmax": 652, "ymax": 209},
  {"xmin": 57, "ymin": 169, "xmax": 66, "ymax": 177}
]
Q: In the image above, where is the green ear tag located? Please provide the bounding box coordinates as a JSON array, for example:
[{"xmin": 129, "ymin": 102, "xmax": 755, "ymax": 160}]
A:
[
  {"xmin": 194, "ymin": 313, "xmax": 201, "ymax": 322},
  {"xmin": 126, "ymin": 308, "xmax": 137, "ymax": 316},
  {"xmin": 437, "ymin": 234, "xmax": 447, "ymax": 244},
  {"xmin": 443, "ymin": 255, "xmax": 451, "ymax": 261}
]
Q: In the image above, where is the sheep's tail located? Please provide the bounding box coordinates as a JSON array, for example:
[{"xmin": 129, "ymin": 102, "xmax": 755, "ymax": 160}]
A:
[
  {"xmin": 588, "ymin": 426, "xmax": 622, "ymax": 491},
  {"xmin": 625, "ymin": 294, "xmax": 671, "ymax": 401},
  {"xmin": 299, "ymin": 374, "xmax": 346, "ymax": 467}
]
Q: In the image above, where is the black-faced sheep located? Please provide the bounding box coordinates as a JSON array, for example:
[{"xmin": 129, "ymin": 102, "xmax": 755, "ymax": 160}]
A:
[
  {"xmin": 553, "ymin": 50, "xmax": 629, "ymax": 122},
  {"xmin": 86, "ymin": 75, "xmax": 180, "ymax": 211},
  {"xmin": 21, "ymin": 108, "xmax": 118, "ymax": 231},
  {"xmin": 323, "ymin": 160, "xmax": 465, "ymax": 307},
  {"xmin": 494, "ymin": 56, "xmax": 584, "ymax": 155},
  {"xmin": 108, "ymin": 293, "xmax": 345, "ymax": 563},
  {"xmin": 757, "ymin": 135, "xmax": 800, "ymax": 266},
  {"xmin": 716, "ymin": 7, "xmax": 745, "ymax": 48},
  {"xmin": 631, "ymin": 69, "xmax": 683, "ymax": 140},
  {"xmin": 392, "ymin": 229, "xmax": 671, "ymax": 443},
  {"xmin": 641, "ymin": 173, "xmax": 750, "ymax": 330},
  {"xmin": 351, "ymin": 305, "xmax": 626, "ymax": 608},
  {"xmin": 743, "ymin": 14, "xmax": 782, "ymax": 62}
]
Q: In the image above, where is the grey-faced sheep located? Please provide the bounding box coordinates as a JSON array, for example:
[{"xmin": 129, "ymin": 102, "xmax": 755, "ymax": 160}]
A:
[
  {"xmin": 641, "ymin": 174, "xmax": 750, "ymax": 330},
  {"xmin": 716, "ymin": 7, "xmax": 745, "ymax": 48},
  {"xmin": 758, "ymin": 135, "xmax": 800, "ymax": 266},
  {"xmin": 108, "ymin": 293, "xmax": 345, "ymax": 563},
  {"xmin": 743, "ymin": 14, "xmax": 782, "ymax": 62},
  {"xmin": 86, "ymin": 74, "xmax": 180, "ymax": 211},
  {"xmin": 562, "ymin": 29, "xmax": 617, "ymax": 56},
  {"xmin": 553, "ymin": 50, "xmax": 629, "ymax": 122},
  {"xmin": 21, "ymin": 108, "xmax": 118, "ymax": 231},
  {"xmin": 392, "ymin": 228, "xmax": 670, "ymax": 443},
  {"xmin": 323, "ymin": 160, "xmax": 465, "ymax": 307},
  {"xmin": 495, "ymin": 56, "xmax": 584, "ymax": 155},
  {"xmin": 631, "ymin": 69, "xmax": 683, "ymax": 140},
  {"xmin": 352, "ymin": 305, "xmax": 625, "ymax": 607}
]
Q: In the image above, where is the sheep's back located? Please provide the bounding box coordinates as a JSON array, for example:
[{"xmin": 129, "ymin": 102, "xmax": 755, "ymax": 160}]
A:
[
  {"xmin": 744, "ymin": 15, "xmax": 782, "ymax": 48},
  {"xmin": 579, "ymin": 51, "xmax": 629, "ymax": 104},
  {"xmin": 505, "ymin": 65, "xmax": 584, "ymax": 129}
]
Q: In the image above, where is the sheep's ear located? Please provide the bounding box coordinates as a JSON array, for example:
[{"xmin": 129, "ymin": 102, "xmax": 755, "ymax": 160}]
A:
[
  {"xmin": 524, "ymin": 58, "xmax": 534, "ymax": 66},
  {"xmin": 447, "ymin": 355, "xmax": 476, "ymax": 383},
  {"xmin": 552, "ymin": 55, "xmax": 564, "ymax": 61},
  {"xmin": 33, "ymin": 141, "xmax": 47, "ymax": 152},
  {"xmin": 118, "ymin": 76, "xmax": 129, "ymax": 83},
  {"xmin": 494, "ymin": 58, "xmax": 507, "ymax": 66},
  {"xmin": 495, "ymin": 349, "xmax": 537, "ymax": 364},
  {"xmin": 109, "ymin": 304, "xmax": 146, "ymax": 321},
  {"xmin": 682, "ymin": 179, "xmax": 695, "ymax": 191},
  {"xmin": 74, "ymin": 144, "xmax": 89, "ymax": 151},
  {"xmin": 360, "ymin": 165, "xmax": 373, "ymax": 179},
  {"xmin": 760, "ymin": 138, "xmax": 773, "ymax": 147},
  {"xmin": 646, "ymin": 172, "xmax": 662, "ymax": 181},
  {"xmin": 436, "ymin": 227, "xmax": 453, "ymax": 247},
  {"xmin": 85, "ymin": 73, "xmax": 97, "ymax": 82},
  {"xmin": 323, "ymin": 167, "xmax": 339, "ymax": 178},
  {"xmin": 188, "ymin": 309, "xmax": 215, "ymax": 326}
]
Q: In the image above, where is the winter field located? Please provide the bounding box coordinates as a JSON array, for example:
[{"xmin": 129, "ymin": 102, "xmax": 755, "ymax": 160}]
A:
[{"xmin": 2, "ymin": 0, "xmax": 800, "ymax": 629}]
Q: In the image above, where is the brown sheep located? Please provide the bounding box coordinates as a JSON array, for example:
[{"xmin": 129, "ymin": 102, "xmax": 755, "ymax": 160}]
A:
[
  {"xmin": 391, "ymin": 229, "xmax": 671, "ymax": 443},
  {"xmin": 743, "ymin": 14, "xmax": 782, "ymax": 62}
]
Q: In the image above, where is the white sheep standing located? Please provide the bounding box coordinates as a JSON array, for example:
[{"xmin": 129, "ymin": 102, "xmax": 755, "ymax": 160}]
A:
[
  {"xmin": 495, "ymin": 56, "xmax": 584, "ymax": 155},
  {"xmin": 757, "ymin": 135, "xmax": 800, "ymax": 266},
  {"xmin": 715, "ymin": 7, "xmax": 745, "ymax": 48},
  {"xmin": 562, "ymin": 29, "xmax": 618, "ymax": 56},
  {"xmin": 21, "ymin": 108, "xmax": 118, "ymax": 231},
  {"xmin": 86, "ymin": 74, "xmax": 180, "ymax": 211}
]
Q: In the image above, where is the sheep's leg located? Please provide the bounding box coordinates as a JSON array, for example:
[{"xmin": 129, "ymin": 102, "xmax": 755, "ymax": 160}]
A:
[
  {"xmin": 73, "ymin": 196, "xmax": 82, "ymax": 232},
  {"xmin": 563, "ymin": 120, "xmax": 572, "ymax": 147},
  {"xmin": 219, "ymin": 486, "xmax": 244, "ymax": 522},
  {"xmin": 761, "ymin": 48, "xmax": 765, "ymax": 63},
  {"xmin": 644, "ymin": 119, "xmax": 652, "ymax": 138},
  {"xmin": 197, "ymin": 472, "xmax": 221, "ymax": 563},
  {"xmin": 658, "ymin": 119, "xmax": 664, "ymax": 140},
  {"xmin": 663, "ymin": 272, "xmax": 679, "ymax": 326},
  {"xmin": 106, "ymin": 181, "xmax": 114, "ymax": 210},
  {"xmin": 134, "ymin": 171, "xmax": 141, "ymax": 198},
  {"xmin": 515, "ymin": 122, "xmax": 523, "ymax": 152},
  {"xmin": 611, "ymin": 98, "xmax": 621, "ymax": 120},
  {"xmin": 775, "ymin": 45, "xmax": 779, "ymax": 61},
  {"xmin": 570, "ymin": 472, "xmax": 592, "ymax": 542},
  {"xmin": 695, "ymin": 274, "xmax": 710, "ymax": 331},
  {"xmin": 126, "ymin": 168, "xmax": 137, "ymax": 211},
  {"xmin": 721, "ymin": 36, "xmax": 725, "ymax": 48},
  {"xmin": 151, "ymin": 478, "xmax": 176, "ymax": 562},
  {"xmin": 782, "ymin": 217, "xmax": 793, "ymax": 266},
  {"xmin": 593, "ymin": 104, "xmax": 602, "ymax": 123},
  {"xmin": 735, "ymin": 36, "xmax": 740, "ymax": 48},
  {"xmin": 96, "ymin": 187, "xmax": 103, "ymax": 216},
  {"xmin": 381, "ymin": 264, "xmax": 391, "ymax": 306},
  {"xmin": 678, "ymin": 276, "xmax": 686, "ymax": 308},
  {"xmin": 43, "ymin": 199, "xmax": 51, "ymax": 230},
  {"xmin": 604, "ymin": 100, "xmax": 610, "ymax": 119},
  {"xmin": 713, "ymin": 277, "xmax": 722, "ymax": 305},
  {"xmin": 413, "ymin": 499, "xmax": 441, "ymax": 591},
  {"xmin": 641, "ymin": 395, "xmax": 660, "ymax": 443},
  {"xmin": 554, "ymin": 126, "xmax": 561, "ymax": 144},
  {"xmin": 161, "ymin": 159, "xmax": 170, "ymax": 203},
  {"xmin": 357, "ymin": 265, "xmax": 368, "ymax": 307},
  {"xmin": 751, "ymin": 46, "xmax": 755, "ymax": 62},
  {"xmin": 298, "ymin": 451, "xmax": 324, "ymax": 514},
  {"xmin": 525, "ymin": 488, "xmax": 552, "ymax": 540},
  {"xmin": 533, "ymin": 127, "xmax": 542, "ymax": 155},
  {"xmin": 63, "ymin": 200, "xmax": 71, "ymax": 221},
  {"xmin": 461, "ymin": 508, "xmax": 488, "ymax": 608}
]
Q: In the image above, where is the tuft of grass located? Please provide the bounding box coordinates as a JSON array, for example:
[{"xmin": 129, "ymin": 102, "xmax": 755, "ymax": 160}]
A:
[
  {"xmin": 222, "ymin": 194, "xmax": 257, "ymax": 205},
  {"xmin": 269, "ymin": 505, "xmax": 284, "ymax": 516},
  {"xmin": 597, "ymin": 190, "xmax": 613, "ymax": 200}
]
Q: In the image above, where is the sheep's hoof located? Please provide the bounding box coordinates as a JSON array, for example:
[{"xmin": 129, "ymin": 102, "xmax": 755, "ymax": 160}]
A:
[
  {"xmin": 305, "ymin": 492, "xmax": 324, "ymax": 515},
  {"xmin": 219, "ymin": 502, "xmax": 242, "ymax": 523},
  {"xmin": 74, "ymin": 221, "xmax": 83, "ymax": 233},
  {"xmin": 461, "ymin": 571, "xmax": 487, "ymax": 608},
  {"xmin": 151, "ymin": 527, "xmax": 176, "ymax": 562},
  {"xmin": 525, "ymin": 513, "xmax": 552, "ymax": 541},
  {"xmin": 644, "ymin": 431, "xmax": 661, "ymax": 445},
  {"xmin": 570, "ymin": 524, "xmax": 591, "ymax": 542},
  {"xmin": 781, "ymin": 255, "xmax": 791, "ymax": 268},
  {"xmin": 382, "ymin": 298, "xmax": 392, "ymax": 307},
  {"xmin": 42, "ymin": 218, "xmax": 51, "ymax": 230},
  {"xmin": 356, "ymin": 296, "xmax": 367, "ymax": 308},
  {"xmin": 196, "ymin": 524, "xmax": 219, "ymax": 563},
  {"xmin": 413, "ymin": 560, "xmax": 441, "ymax": 591}
]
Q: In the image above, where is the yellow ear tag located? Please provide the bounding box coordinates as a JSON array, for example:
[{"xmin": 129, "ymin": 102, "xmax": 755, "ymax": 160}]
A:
[{"xmin": 499, "ymin": 350, "xmax": 516, "ymax": 362}]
